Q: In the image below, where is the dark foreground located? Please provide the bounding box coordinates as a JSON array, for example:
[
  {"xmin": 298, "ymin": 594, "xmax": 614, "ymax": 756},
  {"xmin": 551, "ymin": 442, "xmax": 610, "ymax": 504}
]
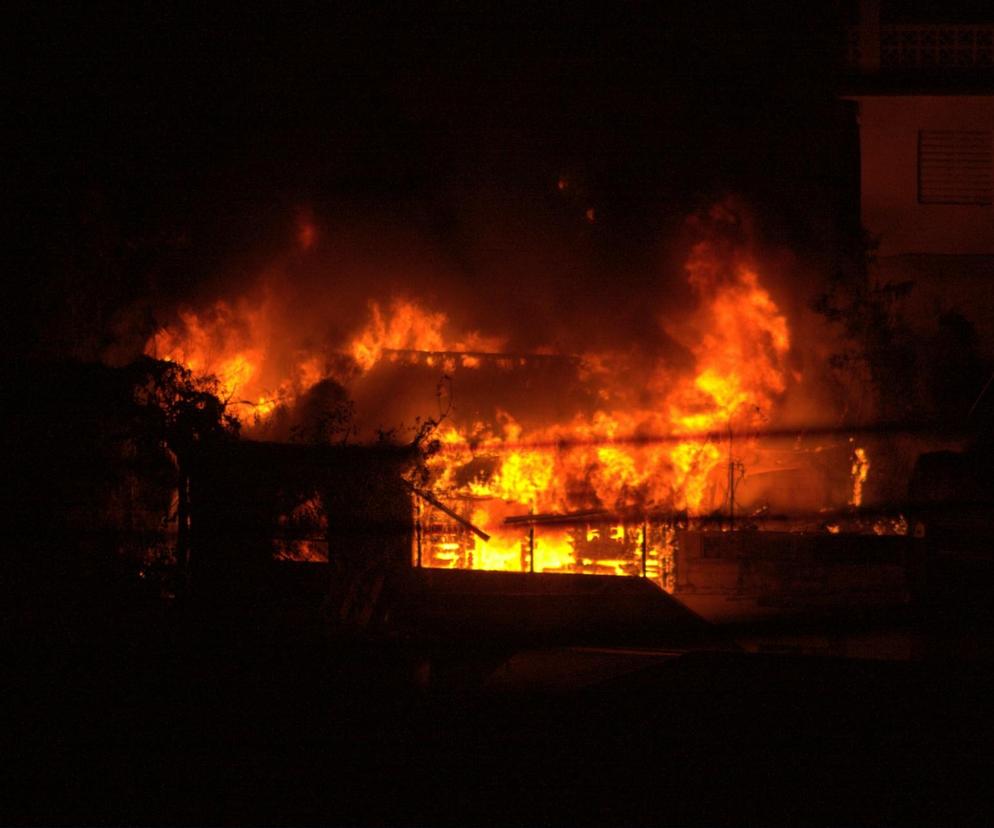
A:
[{"xmin": 4, "ymin": 566, "xmax": 994, "ymax": 827}]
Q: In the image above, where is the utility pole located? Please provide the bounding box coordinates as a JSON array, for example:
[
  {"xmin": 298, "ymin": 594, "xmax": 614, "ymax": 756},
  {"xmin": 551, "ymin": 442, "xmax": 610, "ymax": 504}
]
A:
[
  {"xmin": 641, "ymin": 519, "xmax": 648, "ymax": 577},
  {"xmin": 727, "ymin": 421, "xmax": 735, "ymax": 532},
  {"xmin": 529, "ymin": 502, "xmax": 535, "ymax": 573},
  {"xmin": 415, "ymin": 498, "xmax": 422, "ymax": 567}
]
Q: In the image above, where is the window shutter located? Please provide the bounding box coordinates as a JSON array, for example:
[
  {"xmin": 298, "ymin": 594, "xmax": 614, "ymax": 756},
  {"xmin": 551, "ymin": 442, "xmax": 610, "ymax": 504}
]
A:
[{"xmin": 918, "ymin": 130, "xmax": 992, "ymax": 206}]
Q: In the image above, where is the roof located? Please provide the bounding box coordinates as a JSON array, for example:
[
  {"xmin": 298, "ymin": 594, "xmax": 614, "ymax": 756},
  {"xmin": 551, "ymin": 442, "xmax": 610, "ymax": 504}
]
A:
[{"xmin": 190, "ymin": 438, "xmax": 418, "ymax": 469}]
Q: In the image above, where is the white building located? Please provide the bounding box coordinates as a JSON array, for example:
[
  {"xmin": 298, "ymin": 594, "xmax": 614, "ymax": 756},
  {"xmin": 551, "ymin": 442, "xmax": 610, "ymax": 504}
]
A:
[{"xmin": 844, "ymin": 0, "xmax": 993, "ymax": 347}]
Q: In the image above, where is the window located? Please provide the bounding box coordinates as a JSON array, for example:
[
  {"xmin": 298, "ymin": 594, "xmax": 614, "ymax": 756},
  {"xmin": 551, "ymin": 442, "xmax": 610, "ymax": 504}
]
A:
[{"xmin": 918, "ymin": 130, "xmax": 993, "ymax": 205}]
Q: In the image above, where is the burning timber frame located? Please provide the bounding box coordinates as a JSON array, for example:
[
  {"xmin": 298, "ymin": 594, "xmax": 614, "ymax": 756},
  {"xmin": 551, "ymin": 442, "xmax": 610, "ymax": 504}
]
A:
[
  {"xmin": 412, "ymin": 501, "xmax": 675, "ymax": 584},
  {"xmin": 412, "ymin": 500, "xmax": 923, "ymax": 615},
  {"xmin": 381, "ymin": 348, "xmax": 582, "ymax": 371}
]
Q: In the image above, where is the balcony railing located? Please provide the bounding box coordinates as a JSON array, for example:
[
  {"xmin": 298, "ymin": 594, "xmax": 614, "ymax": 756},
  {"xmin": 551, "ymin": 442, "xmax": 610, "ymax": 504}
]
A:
[{"xmin": 847, "ymin": 24, "xmax": 994, "ymax": 72}]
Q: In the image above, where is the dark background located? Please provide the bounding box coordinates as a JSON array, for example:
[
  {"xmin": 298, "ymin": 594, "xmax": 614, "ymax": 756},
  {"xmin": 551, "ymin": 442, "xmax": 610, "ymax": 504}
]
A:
[{"xmin": 9, "ymin": 2, "xmax": 854, "ymax": 360}]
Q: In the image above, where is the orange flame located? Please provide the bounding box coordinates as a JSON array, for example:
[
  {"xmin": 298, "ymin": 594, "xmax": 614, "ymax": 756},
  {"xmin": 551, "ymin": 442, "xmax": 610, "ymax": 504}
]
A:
[
  {"xmin": 850, "ymin": 446, "xmax": 870, "ymax": 507},
  {"xmin": 145, "ymin": 213, "xmax": 860, "ymax": 590},
  {"xmin": 349, "ymin": 299, "xmax": 507, "ymax": 371},
  {"xmin": 146, "ymin": 302, "xmax": 269, "ymax": 413},
  {"xmin": 416, "ymin": 246, "xmax": 792, "ymax": 581},
  {"xmin": 351, "ymin": 300, "xmax": 449, "ymax": 371}
]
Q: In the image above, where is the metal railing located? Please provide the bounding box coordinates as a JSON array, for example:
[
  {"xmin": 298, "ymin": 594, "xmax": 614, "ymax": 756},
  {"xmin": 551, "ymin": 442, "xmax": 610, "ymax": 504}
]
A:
[{"xmin": 847, "ymin": 24, "xmax": 994, "ymax": 71}]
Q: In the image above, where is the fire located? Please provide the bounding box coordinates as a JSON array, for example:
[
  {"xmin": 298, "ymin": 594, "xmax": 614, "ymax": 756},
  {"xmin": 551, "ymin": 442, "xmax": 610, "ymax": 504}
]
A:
[
  {"xmin": 850, "ymin": 446, "xmax": 870, "ymax": 507},
  {"xmin": 413, "ymin": 239, "xmax": 792, "ymax": 584},
  {"xmin": 669, "ymin": 442, "xmax": 722, "ymax": 512},
  {"xmin": 486, "ymin": 450, "xmax": 555, "ymax": 503},
  {"xmin": 146, "ymin": 302, "xmax": 270, "ymax": 415},
  {"xmin": 664, "ymin": 257, "xmax": 790, "ymax": 512},
  {"xmin": 873, "ymin": 514, "xmax": 908, "ymax": 536},
  {"xmin": 146, "ymin": 204, "xmax": 884, "ymax": 592},
  {"xmin": 351, "ymin": 300, "xmax": 448, "ymax": 371},
  {"xmin": 351, "ymin": 299, "xmax": 506, "ymax": 371},
  {"xmin": 146, "ymin": 296, "xmax": 502, "ymax": 423}
]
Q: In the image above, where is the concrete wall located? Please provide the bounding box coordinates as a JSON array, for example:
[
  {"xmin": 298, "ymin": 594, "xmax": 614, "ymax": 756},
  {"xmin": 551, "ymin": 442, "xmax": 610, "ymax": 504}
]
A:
[
  {"xmin": 853, "ymin": 95, "xmax": 993, "ymax": 256},
  {"xmin": 877, "ymin": 253, "xmax": 994, "ymax": 358}
]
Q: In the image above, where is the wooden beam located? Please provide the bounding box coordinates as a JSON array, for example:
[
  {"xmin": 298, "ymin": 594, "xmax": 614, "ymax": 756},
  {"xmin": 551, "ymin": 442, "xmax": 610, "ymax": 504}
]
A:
[
  {"xmin": 405, "ymin": 483, "xmax": 491, "ymax": 542},
  {"xmin": 504, "ymin": 508, "xmax": 611, "ymax": 527}
]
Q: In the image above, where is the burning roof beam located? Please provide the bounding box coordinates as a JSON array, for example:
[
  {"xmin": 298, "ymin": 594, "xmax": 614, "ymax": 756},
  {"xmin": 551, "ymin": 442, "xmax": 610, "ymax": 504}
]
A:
[
  {"xmin": 382, "ymin": 348, "xmax": 581, "ymax": 370},
  {"xmin": 504, "ymin": 509, "xmax": 612, "ymax": 527},
  {"xmin": 437, "ymin": 420, "xmax": 974, "ymax": 455},
  {"xmin": 504, "ymin": 505, "xmax": 922, "ymax": 528}
]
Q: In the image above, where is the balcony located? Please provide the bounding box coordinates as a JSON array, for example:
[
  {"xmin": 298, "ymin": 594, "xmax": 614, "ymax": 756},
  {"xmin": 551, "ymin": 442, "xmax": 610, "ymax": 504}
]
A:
[{"xmin": 847, "ymin": 24, "xmax": 994, "ymax": 73}]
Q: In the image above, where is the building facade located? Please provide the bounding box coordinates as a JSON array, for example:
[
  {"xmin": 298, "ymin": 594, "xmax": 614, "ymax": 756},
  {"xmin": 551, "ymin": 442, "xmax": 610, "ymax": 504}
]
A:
[{"xmin": 844, "ymin": 0, "xmax": 994, "ymax": 350}]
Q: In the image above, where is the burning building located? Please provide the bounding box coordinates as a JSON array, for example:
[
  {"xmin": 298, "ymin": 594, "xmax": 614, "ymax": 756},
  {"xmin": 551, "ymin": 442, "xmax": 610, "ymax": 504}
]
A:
[
  {"xmin": 141, "ymin": 196, "xmax": 921, "ymax": 626},
  {"xmin": 186, "ymin": 438, "xmax": 416, "ymax": 628}
]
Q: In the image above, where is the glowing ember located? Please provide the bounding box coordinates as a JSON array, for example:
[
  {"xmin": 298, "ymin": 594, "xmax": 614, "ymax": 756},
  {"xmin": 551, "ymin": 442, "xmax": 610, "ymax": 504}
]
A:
[{"xmin": 873, "ymin": 514, "xmax": 908, "ymax": 536}]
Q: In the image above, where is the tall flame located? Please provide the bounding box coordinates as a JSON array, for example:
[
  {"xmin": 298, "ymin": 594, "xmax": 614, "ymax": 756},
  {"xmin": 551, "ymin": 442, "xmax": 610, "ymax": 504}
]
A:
[
  {"xmin": 415, "ymin": 243, "xmax": 792, "ymax": 579},
  {"xmin": 146, "ymin": 302, "xmax": 268, "ymax": 408}
]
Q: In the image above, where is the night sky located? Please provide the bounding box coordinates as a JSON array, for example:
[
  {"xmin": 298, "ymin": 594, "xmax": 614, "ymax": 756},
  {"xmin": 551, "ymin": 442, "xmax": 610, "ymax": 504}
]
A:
[
  {"xmin": 11, "ymin": 3, "xmax": 849, "ymax": 360},
  {"xmin": 7, "ymin": 9, "xmax": 994, "ymax": 826}
]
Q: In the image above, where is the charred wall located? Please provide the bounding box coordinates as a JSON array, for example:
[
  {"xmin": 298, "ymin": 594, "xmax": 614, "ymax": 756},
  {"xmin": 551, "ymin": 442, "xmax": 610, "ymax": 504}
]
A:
[{"xmin": 187, "ymin": 440, "xmax": 416, "ymax": 599}]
